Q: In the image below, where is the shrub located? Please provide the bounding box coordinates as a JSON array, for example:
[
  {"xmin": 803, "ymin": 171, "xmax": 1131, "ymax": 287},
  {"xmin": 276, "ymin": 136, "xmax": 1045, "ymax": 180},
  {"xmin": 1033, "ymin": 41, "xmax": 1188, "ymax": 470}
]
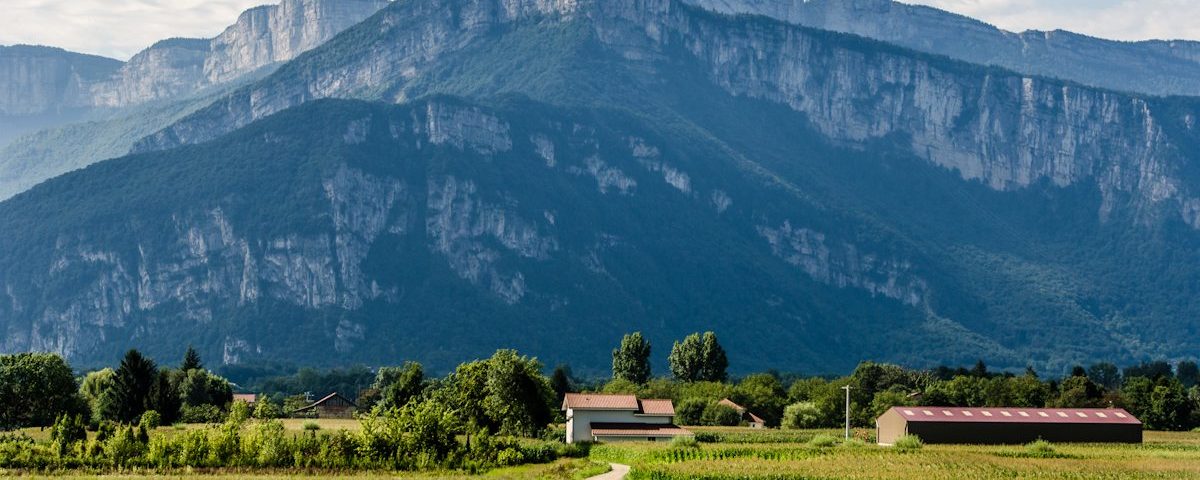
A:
[
  {"xmin": 541, "ymin": 424, "xmax": 566, "ymax": 442},
  {"xmin": 180, "ymin": 404, "xmax": 224, "ymax": 424},
  {"xmin": 700, "ymin": 403, "xmax": 741, "ymax": 426},
  {"xmin": 670, "ymin": 436, "xmax": 700, "ymax": 448},
  {"xmin": 782, "ymin": 401, "xmax": 823, "ymax": 429},
  {"xmin": 693, "ymin": 431, "xmax": 722, "ymax": 443},
  {"xmin": 808, "ymin": 434, "xmax": 839, "ymax": 448},
  {"xmin": 1027, "ymin": 439, "xmax": 1055, "ymax": 455},
  {"xmin": 50, "ymin": 414, "xmax": 87, "ymax": 456},
  {"xmin": 496, "ymin": 447, "xmax": 525, "ymax": 466},
  {"xmin": 105, "ymin": 426, "xmax": 147, "ymax": 467},
  {"xmin": 228, "ymin": 400, "xmax": 251, "ymax": 424},
  {"xmin": 893, "ymin": 434, "xmax": 923, "ymax": 451},
  {"xmin": 139, "ymin": 410, "xmax": 162, "ymax": 429},
  {"xmin": 253, "ymin": 396, "xmax": 283, "ymax": 420},
  {"xmin": 303, "ymin": 421, "xmax": 321, "ymax": 431}
]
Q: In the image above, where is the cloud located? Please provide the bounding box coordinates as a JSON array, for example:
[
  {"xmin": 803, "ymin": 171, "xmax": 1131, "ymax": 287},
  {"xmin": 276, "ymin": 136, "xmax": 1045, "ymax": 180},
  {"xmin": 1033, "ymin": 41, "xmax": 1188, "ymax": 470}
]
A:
[
  {"xmin": 0, "ymin": 0, "xmax": 268, "ymax": 60},
  {"xmin": 905, "ymin": 0, "xmax": 1200, "ymax": 41}
]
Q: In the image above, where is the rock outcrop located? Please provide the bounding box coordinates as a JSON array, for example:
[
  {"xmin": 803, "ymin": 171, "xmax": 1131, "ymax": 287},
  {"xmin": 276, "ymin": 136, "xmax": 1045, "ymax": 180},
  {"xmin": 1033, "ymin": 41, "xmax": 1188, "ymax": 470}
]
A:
[
  {"xmin": 0, "ymin": 46, "xmax": 121, "ymax": 116},
  {"xmin": 683, "ymin": 0, "xmax": 1200, "ymax": 97},
  {"xmin": 91, "ymin": 0, "xmax": 389, "ymax": 108}
]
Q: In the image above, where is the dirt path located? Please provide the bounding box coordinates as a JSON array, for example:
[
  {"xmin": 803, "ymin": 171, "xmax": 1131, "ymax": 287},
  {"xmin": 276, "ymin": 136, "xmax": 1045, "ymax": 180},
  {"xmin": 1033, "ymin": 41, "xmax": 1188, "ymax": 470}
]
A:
[{"xmin": 586, "ymin": 463, "xmax": 630, "ymax": 480}]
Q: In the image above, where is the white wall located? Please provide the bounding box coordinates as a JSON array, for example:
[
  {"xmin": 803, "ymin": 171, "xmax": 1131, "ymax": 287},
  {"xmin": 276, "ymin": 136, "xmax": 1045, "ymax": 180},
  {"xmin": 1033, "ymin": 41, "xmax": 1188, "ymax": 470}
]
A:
[{"xmin": 565, "ymin": 408, "xmax": 673, "ymax": 443}]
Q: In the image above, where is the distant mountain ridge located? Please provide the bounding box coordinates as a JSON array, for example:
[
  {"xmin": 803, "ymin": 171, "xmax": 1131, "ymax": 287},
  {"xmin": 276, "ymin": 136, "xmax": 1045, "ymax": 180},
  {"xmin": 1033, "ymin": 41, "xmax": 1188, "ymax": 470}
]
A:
[
  {"xmin": 0, "ymin": 0, "xmax": 389, "ymax": 201},
  {"xmin": 4, "ymin": 0, "xmax": 1200, "ymax": 375},
  {"xmin": 685, "ymin": 0, "xmax": 1200, "ymax": 97}
]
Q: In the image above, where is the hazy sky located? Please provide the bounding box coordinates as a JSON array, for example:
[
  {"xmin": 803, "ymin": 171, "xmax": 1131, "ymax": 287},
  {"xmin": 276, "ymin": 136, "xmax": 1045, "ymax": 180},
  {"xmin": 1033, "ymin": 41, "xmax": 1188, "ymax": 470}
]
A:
[{"xmin": 2, "ymin": 0, "xmax": 1200, "ymax": 60}]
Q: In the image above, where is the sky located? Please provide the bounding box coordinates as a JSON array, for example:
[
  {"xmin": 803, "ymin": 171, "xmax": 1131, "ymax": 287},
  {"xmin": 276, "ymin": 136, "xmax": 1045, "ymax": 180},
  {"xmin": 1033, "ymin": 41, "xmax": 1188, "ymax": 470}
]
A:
[{"xmin": 2, "ymin": 0, "xmax": 1200, "ymax": 60}]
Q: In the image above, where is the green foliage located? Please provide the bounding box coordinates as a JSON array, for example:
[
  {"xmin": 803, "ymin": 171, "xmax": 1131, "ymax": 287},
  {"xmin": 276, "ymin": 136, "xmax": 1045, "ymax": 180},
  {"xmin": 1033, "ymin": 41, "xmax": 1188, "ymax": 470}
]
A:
[
  {"xmin": 807, "ymin": 434, "xmax": 838, "ymax": 448},
  {"xmin": 612, "ymin": 332, "xmax": 653, "ymax": 384},
  {"xmin": 148, "ymin": 369, "xmax": 181, "ymax": 424},
  {"xmin": 80, "ymin": 368, "xmax": 115, "ymax": 423},
  {"xmin": 675, "ymin": 398, "xmax": 708, "ymax": 426},
  {"xmin": 700, "ymin": 403, "xmax": 741, "ymax": 427},
  {"xmin": 303, "ymin": 421, "xmax": 321, "ymax": 431},
  {"xmin": 668, "ymin": 332, "xmax": 728, "ymax": 383},
  {"xmin": 892, "ymin": 434, "xmax": 923, "ymax": 451},
  {"xmin": 49, "ymin": 414, "xmax": 87, "ymax": 456},
  {"xmin": 782, "ymin": 401, "xmax": 823, "ymax": 429},
  {"xmin": 139, "ymin": 410, "xmax": 162, "ymax": 429},
  {"xmin": 253, "ymin": 395, "xmax": 283, "ymax": 419},
  {"xmin": 181, "ymin": 346, "xmax": 203, "ymax": 372},
  {"xmin": 670, "ymin": 436, "xmax": 700, "ymax": 448},
  {"xmin": 227, "ymin": 400, "xmax": 251, "ymax": 425},
  {"xmin": 483, "ymin": 350, "xmax": 555, "ymax": 437},
  {"xmin": 378, "ymin": 361, "xmax": 425, "ymax": 410},
  {"xmin": 180, "ymin": 404, "xmax": 225, "ymax": 424},
  {"xmin": 106, "ymin": 350, "xmax": 158, "ymax": 423},
  {"xmin": 692, "ymin": 432, "xmax": 722, "ymax": 443},
  {"xmin": 550, "ymin": 364, "xmax": 573, "ymax": 404},
  {"xmin": 733, "ymin": 374, "xmax": 787, "ymax": 427},
  {"xmin": 0, "ymin": 353, "xmax": 87, "ymax": 429},
  {"xmin": 179, "ymin": 368, "xmax": 233, "ymax": 409}
]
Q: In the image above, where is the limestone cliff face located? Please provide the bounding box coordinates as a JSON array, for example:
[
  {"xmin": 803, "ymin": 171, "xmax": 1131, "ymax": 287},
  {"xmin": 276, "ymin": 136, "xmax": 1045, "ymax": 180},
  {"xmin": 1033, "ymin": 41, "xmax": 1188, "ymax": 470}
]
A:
[
  {"xmin": 205, "ymin": 0, "xmax": 391, "ymax": 85},
  {"xmin": 141, "ymin": 0, "xmax": 1200, "ymax": 229},
  {"xmin": 0, "ymin": 46, "xmax": 121, "ymax": 116},
  {"xmin": 90, "ymin": 39, "xmax": 210, "ymax": 108},
  {"xmin": 682, "ymin": 0, "xmax": 1200, "ymax": 97},
  {"xmin": 89, "ymin": 0, "xmax": 388, "ymax": 108}
]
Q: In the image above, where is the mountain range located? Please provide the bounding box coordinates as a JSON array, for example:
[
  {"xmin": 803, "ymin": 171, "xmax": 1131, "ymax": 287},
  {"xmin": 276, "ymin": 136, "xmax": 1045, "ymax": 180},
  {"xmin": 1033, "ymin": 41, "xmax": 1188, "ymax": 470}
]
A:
[{"xmin": 1, "ymin": 0, "xmax": 1199, "ymax": 375}]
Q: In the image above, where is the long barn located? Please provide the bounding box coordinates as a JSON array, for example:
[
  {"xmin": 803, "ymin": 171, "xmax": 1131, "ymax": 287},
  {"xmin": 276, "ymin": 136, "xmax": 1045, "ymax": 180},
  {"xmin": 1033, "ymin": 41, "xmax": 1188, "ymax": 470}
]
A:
[{"xmin": 876, "ymin": 407, "xmax": 1142, "ymax": 445}]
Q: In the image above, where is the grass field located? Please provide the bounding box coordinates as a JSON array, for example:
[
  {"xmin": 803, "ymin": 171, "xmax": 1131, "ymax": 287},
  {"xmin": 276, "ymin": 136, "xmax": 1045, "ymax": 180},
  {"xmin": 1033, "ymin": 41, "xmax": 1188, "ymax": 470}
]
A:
[
  {"xmin": 14, "ymin": 424, "xmax": 1200, "ymax": 478},
  {"xmin": 592, "ymin": 428, "xmax": 1200, "ymax": 479}
]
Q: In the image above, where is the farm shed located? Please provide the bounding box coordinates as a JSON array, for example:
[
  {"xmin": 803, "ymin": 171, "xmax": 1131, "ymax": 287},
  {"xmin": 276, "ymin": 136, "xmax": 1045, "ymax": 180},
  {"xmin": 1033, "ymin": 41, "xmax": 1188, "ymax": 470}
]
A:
[
  {"xmin": 232, "ymin": 393, "xmax": 257, "ymax": 405},
  {"xmin": 290, "ymin": 392, "xmax": 357, "ymax": 419},
  {"xmin": 562, "ymin": 393, "xmax": 692, "ymax": 443},
  {"xmin": 876, "ymin": 407, "xmax": 1142, "ymax": 445}
]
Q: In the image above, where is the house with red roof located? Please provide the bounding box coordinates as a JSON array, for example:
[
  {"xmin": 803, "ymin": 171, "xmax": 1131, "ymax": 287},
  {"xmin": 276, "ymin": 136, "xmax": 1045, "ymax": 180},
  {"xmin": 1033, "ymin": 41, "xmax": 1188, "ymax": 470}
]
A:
[{"xmin": 561, "ymin": 393, "xmax": 692, "ymax": 443}]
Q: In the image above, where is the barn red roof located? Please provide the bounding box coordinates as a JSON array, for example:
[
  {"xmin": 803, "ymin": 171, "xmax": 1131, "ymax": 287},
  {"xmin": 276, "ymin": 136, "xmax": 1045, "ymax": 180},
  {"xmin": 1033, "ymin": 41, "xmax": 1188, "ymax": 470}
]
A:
[
  {"xmin": 562, "ymin": 393, "xmax": 640, "ymax": 411},
  {"xmin": 889, "ymin": 407, "xmax": 1141, "ymax": 425},
  {"xmin": 589, "ymin": 423, "xmax": 692, "ymax": 437},
  {"xmin": 638, "ymin": 399, "xmax": 675, "ymax": 416}
]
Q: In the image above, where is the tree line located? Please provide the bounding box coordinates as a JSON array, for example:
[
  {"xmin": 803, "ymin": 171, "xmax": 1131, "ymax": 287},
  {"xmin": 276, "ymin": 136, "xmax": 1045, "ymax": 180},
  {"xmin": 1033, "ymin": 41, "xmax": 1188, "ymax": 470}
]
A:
[{"xmin": 588, "ymin": 332, "xmax": 1200, "ymax": 432}]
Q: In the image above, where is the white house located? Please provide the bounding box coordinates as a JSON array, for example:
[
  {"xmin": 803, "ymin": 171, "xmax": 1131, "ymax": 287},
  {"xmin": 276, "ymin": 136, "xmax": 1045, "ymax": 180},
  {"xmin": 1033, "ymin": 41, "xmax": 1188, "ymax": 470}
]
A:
[{"xmin": 561, "ymin": 393, "xmax": 692, "ymax": 443}]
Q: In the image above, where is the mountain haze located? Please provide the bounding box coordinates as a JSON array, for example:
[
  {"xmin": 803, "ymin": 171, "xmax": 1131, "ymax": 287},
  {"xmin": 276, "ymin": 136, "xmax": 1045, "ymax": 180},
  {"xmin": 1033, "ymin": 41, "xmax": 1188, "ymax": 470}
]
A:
[
  {"xmin": 2, "ymin": 0, "xmax": 1200, "ymax": 374},
  {"xmin": 0, "ymin": 0, "xmax": 389, "ymax": 201}
]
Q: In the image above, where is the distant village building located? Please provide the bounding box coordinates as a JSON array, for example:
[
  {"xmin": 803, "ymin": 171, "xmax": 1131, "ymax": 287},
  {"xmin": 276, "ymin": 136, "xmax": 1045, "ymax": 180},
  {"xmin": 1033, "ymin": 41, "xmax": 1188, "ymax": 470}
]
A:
[
  {"xmin": 876, "ymin": 407, "xmax": 1142, "ymax": 445},
  {"xmin": 290, "ymin": 392, "xmax": 357, "ymax": 419},
  {"xmin": 232, "ymin": 393, "xmax": 258, "ymax": 405},
  {"xmin": 562, "ymin": 393, "xmax": 692, "ymax": 443},
  {"xmin": 718, "ymin": 398, "xmax": 766, "ymax": 428}
]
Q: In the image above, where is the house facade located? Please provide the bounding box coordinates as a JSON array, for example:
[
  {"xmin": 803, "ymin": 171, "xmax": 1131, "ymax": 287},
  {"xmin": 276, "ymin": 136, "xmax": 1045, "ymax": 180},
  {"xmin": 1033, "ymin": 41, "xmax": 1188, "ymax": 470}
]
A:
[{"xmin": 562, "ymin": 393, "xmax": 692, "ymax": 443}]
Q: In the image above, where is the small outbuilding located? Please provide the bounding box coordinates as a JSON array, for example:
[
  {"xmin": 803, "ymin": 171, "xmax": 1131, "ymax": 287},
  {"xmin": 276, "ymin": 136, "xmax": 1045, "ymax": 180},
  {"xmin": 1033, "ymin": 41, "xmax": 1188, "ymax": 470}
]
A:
[
  {"xmin": 876, "ymin": 407, "xmax": 1142, "ymax": 445},
  {"xmin": 562, "ymin": 393, "xmax": 692, "ymax": 443},
  {"xmin": 232, "ymin": 393, "xmax": 258, "ymax": 405},
  {"xmin": 718, "ymin": 398, "xmax": 766, "ymax": 428},
  {"xmin": 290, "ymin": 392, "xmax": 357, "ymax": 419}
]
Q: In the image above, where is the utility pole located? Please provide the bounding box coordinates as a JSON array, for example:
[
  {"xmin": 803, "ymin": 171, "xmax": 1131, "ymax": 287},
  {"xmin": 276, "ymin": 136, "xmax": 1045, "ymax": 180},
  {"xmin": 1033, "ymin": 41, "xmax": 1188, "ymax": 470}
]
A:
[{"xmin": 842, "ymin": 385, "xmax": 852, "ymax": 441}]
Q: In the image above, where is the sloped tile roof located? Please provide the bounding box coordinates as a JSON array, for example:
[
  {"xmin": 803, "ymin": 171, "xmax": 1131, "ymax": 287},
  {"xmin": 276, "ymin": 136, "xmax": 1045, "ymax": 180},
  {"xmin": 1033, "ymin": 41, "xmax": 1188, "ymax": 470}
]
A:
[
  {"xmin": 638, "ymin": 399, "xmax": 675, "ymax": 416},
  {"xmin": 563, "ymin": 393, "xmax": 639, "ymax": 411}
]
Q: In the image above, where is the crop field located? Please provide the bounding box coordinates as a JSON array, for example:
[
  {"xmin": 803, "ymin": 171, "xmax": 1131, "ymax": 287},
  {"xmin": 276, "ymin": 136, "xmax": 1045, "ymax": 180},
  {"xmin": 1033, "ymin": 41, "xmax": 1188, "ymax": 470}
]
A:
[{"xmin": 591, "ymin": 428, "xmax": 1200, "ymax": 480}]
